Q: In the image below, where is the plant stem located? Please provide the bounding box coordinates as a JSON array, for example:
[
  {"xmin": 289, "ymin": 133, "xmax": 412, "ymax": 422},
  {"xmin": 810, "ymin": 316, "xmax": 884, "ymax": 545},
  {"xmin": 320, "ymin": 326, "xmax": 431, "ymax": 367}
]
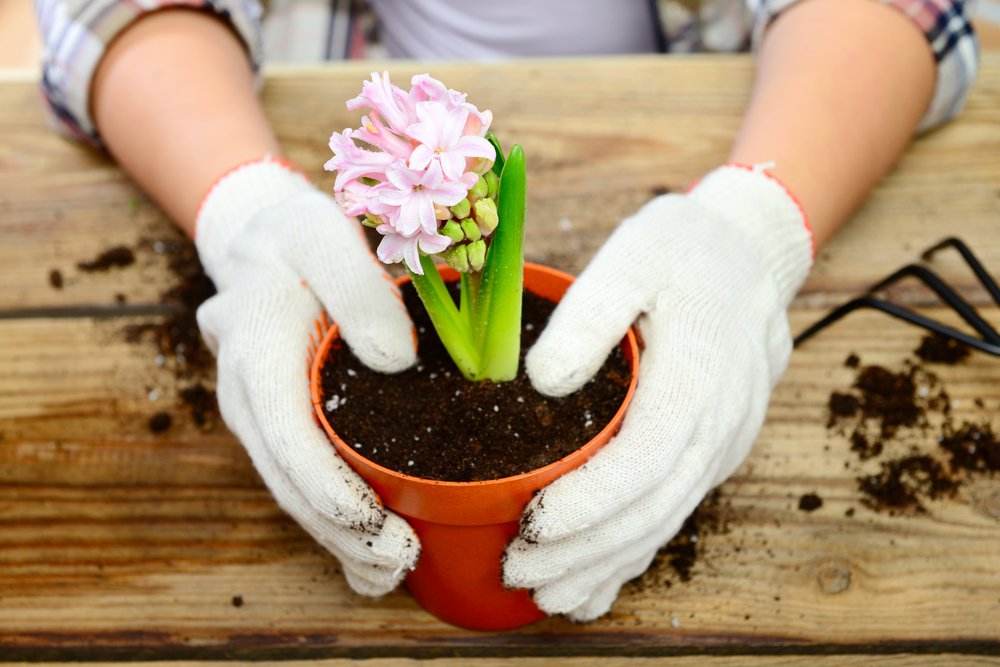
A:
[{"xmin": 409, "ymin": 255, "xmax": 480, "ymax": 379}]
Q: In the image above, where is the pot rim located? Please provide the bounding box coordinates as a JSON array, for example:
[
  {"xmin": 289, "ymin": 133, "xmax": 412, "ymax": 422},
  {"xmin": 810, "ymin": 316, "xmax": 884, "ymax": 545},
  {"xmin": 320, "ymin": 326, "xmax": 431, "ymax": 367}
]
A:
[{"xmin": 309, "ymin": 261, "xmax": 639, "ymax": 489}]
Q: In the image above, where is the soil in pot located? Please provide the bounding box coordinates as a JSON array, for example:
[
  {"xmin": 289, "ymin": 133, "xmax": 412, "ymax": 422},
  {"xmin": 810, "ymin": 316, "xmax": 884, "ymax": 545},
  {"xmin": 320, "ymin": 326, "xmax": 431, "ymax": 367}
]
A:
[{"xmin": 318, "ymin": 281, "xmax": 632, "ymax": 482}]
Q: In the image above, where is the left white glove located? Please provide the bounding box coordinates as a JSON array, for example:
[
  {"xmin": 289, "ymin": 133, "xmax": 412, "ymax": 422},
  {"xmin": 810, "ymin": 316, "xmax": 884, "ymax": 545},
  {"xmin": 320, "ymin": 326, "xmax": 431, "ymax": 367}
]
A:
[
  {"xmin": 503, "ymin": 164, "xmax": 813, "ymax": 621},
  {"xmin": 195, "ymin": 158, "xmax": 421, "ymax": 597}
]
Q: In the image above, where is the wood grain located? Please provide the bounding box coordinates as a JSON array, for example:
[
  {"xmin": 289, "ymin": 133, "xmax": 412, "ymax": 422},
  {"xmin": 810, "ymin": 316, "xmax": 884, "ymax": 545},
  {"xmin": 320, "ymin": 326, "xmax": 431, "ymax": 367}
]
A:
[
  {"xmin": 0, "ymin": 57, "xmax": 999, "ymax": 661},
  {"xmin": 3, "ymin": 57, "xmax": 999, "ymax": 310}
]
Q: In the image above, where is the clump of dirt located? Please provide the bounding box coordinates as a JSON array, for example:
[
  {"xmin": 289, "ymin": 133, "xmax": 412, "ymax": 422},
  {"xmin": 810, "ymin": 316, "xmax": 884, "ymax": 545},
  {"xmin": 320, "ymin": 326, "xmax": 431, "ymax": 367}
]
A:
[
  {"xmin": 798, "ymin": 493, "xmax": 823, "ymax": 512},
  {"xmin": 77, "ymin": 246, "xmax": 136, "ymax": 272},
  {"xmin": 827, "ymin": 333, "xmax": 997, "ymax": 514},
  {"xmin": 148, "ymin": 412, "xmax": 173, "ymax": 434},
  {"xmin": 858, "ymin": 455, "xmax": 958, "ymax": 513},
  {"xmin": 49, "ymin": 269, "xmax": 63, "ymax": 289},
  {"xmin": 938, "ymin": 421, "xmax": 1000, "ymax": 472},
  {"xmin": 915, "ymin": 332, "xmax": 971, "ymax": 365}
]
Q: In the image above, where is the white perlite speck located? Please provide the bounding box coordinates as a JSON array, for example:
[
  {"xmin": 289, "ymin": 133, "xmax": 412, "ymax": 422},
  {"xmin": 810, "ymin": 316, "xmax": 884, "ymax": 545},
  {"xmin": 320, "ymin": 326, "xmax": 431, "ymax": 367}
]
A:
[
  {"xmin": 346, "ymin": 368, "xmax": 357, "ymax": 377},
  {"xmin": 325, "ymin": 395, "xmax": 344, "ymax": 411}
]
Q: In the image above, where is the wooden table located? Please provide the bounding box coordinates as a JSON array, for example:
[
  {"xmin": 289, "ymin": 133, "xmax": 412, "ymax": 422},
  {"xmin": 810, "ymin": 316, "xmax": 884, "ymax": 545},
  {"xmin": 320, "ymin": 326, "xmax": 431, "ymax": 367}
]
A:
[{"xmin": 1, "ymin": 56, "xmax": 999, "ymax": 665}]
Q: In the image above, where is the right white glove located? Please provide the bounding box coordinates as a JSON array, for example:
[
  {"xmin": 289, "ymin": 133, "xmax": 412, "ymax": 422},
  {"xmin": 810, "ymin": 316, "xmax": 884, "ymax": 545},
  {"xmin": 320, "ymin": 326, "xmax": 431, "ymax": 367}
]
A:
[{"xmin": 195, "ymin": 158, "xmax": 420, "ymax": 596}]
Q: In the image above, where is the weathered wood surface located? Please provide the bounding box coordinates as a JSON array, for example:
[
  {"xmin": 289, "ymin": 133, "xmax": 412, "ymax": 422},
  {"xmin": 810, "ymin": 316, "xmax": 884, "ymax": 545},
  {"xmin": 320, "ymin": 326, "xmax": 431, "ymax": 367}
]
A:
[
  {"xmin": 9, "ymin": 658, "xmax": 1000, "ymax": 667},
  {"xmin": 1, "ymin": 57, "xmax": 999, "ymax": 662}
]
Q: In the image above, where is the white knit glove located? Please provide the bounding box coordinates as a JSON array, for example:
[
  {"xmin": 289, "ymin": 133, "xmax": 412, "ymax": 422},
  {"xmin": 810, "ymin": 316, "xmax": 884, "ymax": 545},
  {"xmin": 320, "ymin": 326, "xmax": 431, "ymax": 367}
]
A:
[
  {"xmin": 195, "ymin": 158, "xmax": 420, "ymax": 596},
  {"xmin": 504, "ymin": 164, "xmax": 813, "ymax": 621}
]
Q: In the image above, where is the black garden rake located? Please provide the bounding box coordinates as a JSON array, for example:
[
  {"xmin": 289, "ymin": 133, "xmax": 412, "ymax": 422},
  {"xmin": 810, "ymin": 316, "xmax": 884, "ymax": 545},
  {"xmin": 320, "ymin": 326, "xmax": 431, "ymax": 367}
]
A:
[{"xmin": 793, "ymin": 237, "xmax": 1000, "ymax": 356}]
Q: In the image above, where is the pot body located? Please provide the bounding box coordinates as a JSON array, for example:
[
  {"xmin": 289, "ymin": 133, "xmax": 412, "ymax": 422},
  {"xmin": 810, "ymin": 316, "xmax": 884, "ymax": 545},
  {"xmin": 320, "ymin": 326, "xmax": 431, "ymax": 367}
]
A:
[{"xmin": 310, "ymin": 263, "xmax": 639, "ymax": 630}]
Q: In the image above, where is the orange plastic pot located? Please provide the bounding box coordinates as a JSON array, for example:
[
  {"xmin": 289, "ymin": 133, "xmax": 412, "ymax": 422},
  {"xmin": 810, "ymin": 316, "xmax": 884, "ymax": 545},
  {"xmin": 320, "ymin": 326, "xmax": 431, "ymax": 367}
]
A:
[{"xmin": 309, "ymin": 263, "xmax": 639, "ymax": 630}]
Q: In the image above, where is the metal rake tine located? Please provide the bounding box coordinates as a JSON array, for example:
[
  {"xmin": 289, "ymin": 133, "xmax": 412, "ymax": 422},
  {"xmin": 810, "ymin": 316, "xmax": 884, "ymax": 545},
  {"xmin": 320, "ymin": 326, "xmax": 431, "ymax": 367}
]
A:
[
  {"xmin": 866, "ymin": 263, "xmax": 1000, "ymax": 343},
  {"xmin": 921, "ymin": 237, "xmax": 1000, "ymax": 307},
  {"xmin": 793, "ymin": 295, "xmax": 1000, "ymax": 356}
]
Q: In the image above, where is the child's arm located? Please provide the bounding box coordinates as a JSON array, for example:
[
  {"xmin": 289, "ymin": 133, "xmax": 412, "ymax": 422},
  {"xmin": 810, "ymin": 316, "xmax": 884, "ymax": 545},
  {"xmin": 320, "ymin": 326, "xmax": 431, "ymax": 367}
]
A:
[
  {"xmin": 730, "ymin": 0, "xmax": 937, "ymax": 248},
  {"xmin": 91, "ymin": 9, "xmax": 280, "ymax": 237}
]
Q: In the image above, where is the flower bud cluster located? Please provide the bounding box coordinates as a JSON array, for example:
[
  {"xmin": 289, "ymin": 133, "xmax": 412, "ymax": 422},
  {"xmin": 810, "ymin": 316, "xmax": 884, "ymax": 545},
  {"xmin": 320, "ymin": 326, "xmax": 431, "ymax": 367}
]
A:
[
  {"xmin": 324, "ymin": 72, "xmax": 496, "ymax": 274},
  {"xmin": 437, "ymin": 171, "xmax": 500, "ymax": 273}
]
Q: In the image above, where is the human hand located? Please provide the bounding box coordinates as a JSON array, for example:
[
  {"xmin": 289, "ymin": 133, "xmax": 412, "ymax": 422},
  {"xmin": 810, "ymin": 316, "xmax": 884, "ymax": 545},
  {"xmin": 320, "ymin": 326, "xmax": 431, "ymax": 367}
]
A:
[
  {"xmin": 504, "ymin": 164, "xmax": 813, "ymax": 620},
  {"xmin": 195, "ymin": 158, "xmax": 420, "ymax": 596}
]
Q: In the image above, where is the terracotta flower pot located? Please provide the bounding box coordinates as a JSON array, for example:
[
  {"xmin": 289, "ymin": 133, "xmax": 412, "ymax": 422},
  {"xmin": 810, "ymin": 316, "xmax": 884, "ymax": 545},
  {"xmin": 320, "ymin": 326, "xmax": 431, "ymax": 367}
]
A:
[{"xmin": 309, "ymin": 263, "xmax": 639, "ymax": 630}]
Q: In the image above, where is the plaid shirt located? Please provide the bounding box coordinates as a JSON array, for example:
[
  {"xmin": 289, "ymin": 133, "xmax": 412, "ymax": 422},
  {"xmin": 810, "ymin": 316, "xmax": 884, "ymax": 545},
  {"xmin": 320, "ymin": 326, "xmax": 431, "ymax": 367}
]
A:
[{"xmin": 35, "ymin": 0, "xmax": 978, "ymax": 146}]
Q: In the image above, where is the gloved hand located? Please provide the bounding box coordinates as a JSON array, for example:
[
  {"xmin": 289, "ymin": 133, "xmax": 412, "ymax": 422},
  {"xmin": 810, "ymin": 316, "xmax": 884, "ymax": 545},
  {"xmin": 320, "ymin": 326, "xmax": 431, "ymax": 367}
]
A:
[
  {"xmin": 504, "ymin": 164, "xmax": 813, "ymax": 621},
  {"xmin": 195, "ymin": 158, "xmax": 420, "ymax": 596}
]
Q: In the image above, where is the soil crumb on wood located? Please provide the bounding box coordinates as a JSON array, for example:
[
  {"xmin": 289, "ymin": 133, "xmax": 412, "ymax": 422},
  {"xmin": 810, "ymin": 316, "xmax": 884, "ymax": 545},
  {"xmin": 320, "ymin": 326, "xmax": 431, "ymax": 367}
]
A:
[
  {"xmin": 77, "ymin": 245, "xmax": 136, "ymax": 272},
  {"xmin": 798, "ymin": 493, "xmax": 823, "ymax": 512},
  {"xmin": 148, "ymin": 412, "xmax": 173, "ymax": 434},
  {"xmin": 915, "ymin": 332, "xmax": 971, "ymax": 365},
  {"xmin": 319, "ymin": 282, "xmax": 632, "ymax": 482},
  {"xmin": 48, "ymin": 269, "xmax": 63, "ymax": 289}
]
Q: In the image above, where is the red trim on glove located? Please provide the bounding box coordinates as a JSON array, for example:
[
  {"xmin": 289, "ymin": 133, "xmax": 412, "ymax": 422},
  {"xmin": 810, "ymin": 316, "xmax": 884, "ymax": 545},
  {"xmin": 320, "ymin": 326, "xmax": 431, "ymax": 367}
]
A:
[
  {"xmin": 721, "ymin": 162, "xmax": 815, "ymax": 261},
  {"xmin": 193, "ymin": 156, "xmax": 309, "ymax": 240}
]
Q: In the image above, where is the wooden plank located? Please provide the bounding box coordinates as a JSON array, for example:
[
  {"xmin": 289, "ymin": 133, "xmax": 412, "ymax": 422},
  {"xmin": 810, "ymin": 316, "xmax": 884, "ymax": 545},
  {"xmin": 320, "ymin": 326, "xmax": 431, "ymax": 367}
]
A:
[
  {"xmin": 0, "ymin": 308, "xmax": 998, "ymax": 658},
  {"xmin": 2, "ymin": 57, "xmax": 999, "ymax": 312},
  {"xmin": 9, "ymin": 657, "xmax": 1000, "ymax": 667}
]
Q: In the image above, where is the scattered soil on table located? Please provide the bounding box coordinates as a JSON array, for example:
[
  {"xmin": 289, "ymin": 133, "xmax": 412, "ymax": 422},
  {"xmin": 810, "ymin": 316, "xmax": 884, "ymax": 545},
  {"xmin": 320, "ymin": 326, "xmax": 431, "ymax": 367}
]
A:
[
  {"xmin": 858, "ymin": 455, "xmax": 958, "ymax": 512},
  {"xmin": 625, "ymin": 490, "xmax": 731, "ymax": 591},
  {"xmin": 318, "ymin": 282, "xmax": 632, "ymax": 482},
  {"xmin": 939, "ymin": 421, "xmax": 1000, "ymax": 472},
  {"xmin": 827, "ymin": 334, "xmax": 998, "ymax": 514},
  {"xmin": 74, "ymin": 227, "xmax": 219, "ymax": 431},
  {"xmin": 798, "ymin": 493, "xmax": 823, "ymax": 512},
  {"xmin": 77, "ymin": 245, "xmax": 136, "ymax": 272}
]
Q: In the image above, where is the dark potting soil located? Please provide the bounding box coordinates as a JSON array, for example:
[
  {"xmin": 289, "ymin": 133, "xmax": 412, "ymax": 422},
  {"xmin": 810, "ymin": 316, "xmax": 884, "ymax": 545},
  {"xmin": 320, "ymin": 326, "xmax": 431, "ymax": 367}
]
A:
[{"xmin": 319, "ymin": 282, "xmax": 632, "ymax": 482}]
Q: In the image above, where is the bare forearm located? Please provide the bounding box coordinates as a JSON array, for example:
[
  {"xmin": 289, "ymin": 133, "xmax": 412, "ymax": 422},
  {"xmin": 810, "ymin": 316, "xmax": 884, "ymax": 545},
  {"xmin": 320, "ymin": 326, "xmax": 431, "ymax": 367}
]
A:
[
  {"xmin": 92, "ymin": 9, "xmax": 281, "ymax": 237},
  {"xmin": 729, "ymin": 0, "xmax": 935, "ymax": 249}
]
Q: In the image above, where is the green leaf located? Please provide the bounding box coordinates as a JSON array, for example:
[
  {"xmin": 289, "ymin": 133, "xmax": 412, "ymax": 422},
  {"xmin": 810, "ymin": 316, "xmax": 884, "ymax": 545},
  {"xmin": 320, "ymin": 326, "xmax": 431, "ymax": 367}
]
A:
[
  {"xmin": 474, "ymin": 144, "xmax": 526, "ymax": 382},
  {"xmin": 486, "ymin": 132, "xmax": 505, "ymax": 177}
]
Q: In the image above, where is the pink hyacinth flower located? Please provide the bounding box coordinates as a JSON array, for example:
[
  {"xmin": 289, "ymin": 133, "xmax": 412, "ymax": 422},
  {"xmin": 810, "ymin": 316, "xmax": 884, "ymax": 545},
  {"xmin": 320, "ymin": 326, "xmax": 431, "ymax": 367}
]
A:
[
  {"xmin": 375, "ymin": 223, "xmax": 452, "ymax": 275},
  {"xmin": 355, "ymin": 112, "xmax": 414, "ymax": 160},
  {"xmin": 380, "ymin": 162, "xmax": 468, "ymax": 236},
  {"xmin": 407, "ymin": 102, "xmax": 496, "ymax": 181},
  {"xmin": 325, "ymin": 128, "xmax": 396, "ymax": 191},
  {"xmin": 410, "ymin": 74, "xmax": 493, "ymax": 136},
  {"xmin": 346, "ymin": 71, "xmax": 417, "ymax": 136},
  {"xmin": 336, "ymin": 179, "xmax": 395, "ymax": 218}
]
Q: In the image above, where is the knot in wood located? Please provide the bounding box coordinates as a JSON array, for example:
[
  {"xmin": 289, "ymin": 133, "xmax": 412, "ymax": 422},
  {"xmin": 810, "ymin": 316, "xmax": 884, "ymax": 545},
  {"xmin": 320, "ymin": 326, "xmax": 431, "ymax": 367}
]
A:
[{"xmin": 815, "ymin": 560, "xmax": 852, "ymax": 595}]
